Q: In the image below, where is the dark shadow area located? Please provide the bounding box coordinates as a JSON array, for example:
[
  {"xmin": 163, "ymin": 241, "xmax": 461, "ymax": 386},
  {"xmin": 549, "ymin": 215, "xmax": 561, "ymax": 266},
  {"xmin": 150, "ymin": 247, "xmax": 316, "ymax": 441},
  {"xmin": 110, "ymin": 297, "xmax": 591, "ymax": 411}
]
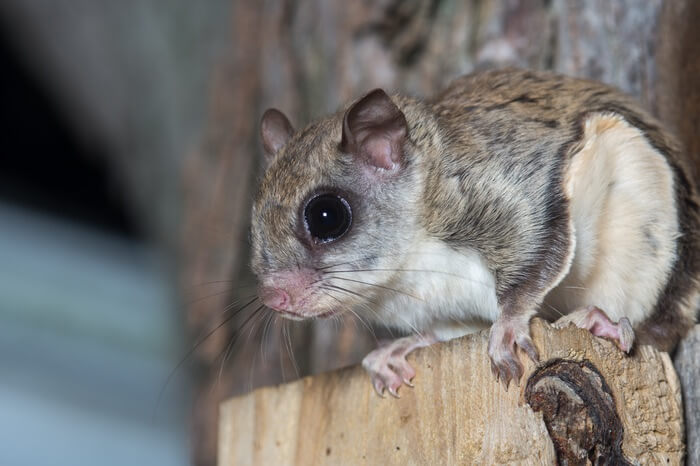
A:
[{"xmin": 0, "ymin": 25, "xmax": 138, "ymax": 239}]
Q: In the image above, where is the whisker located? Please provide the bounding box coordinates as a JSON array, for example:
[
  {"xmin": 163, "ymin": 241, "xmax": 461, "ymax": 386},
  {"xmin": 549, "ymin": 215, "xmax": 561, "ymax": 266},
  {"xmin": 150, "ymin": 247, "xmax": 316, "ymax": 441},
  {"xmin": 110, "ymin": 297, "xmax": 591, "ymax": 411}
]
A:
[
  {"xmin": 321, "ymin": 283, "xmax": 369, "ymax": 302},
  {"xmin": 333, "ymin": 313, "xmax": 344, "ymax": 333},
  {"xmin": 193, "ymin": 279, "xmax": 236, "ymax": 285},
  {"xmin": 320, "ymin": 289, "xmax": 377, "ymax": 342},
  {"xmin": 185, "ymin": 288, "xmax": 241, "ymax": 306},
  {"xmin": 283, "ymin": 321, "xmax": 300, "ymax": 379},
  {"xmin": 327, "ymin": 268, "xmax": 494, "ymax": 289},
  {"xmin": 243, "ymin": 308, "xmax": 270, "ymax": 393},
  {"xmin": 328, "ymin": 283, "xmax": 428, "ymax": 342},
  {"xmin": 187, "ymin": 280, "xmax": 257, "ymax": 291},
  {"xmin": 217, "ymin": 304, "xmax": 265, "ymax": 383},
  {"xmin": 152, "ymin": 296, "xmax": 259, "ymax": 422},
  {"xmin": 247, "ymin": 343, "xmax": 258, "ymax": 395},
  {"xmin": 317, "ymin": 259, "xmax": 364, "ymax": 271},
  {"xmin": 251, "ymin": 313, "xmax": 276, "ymax": 391},
  {"xmin": 319, "ymin": 284, "xmax": 396, "ymax": 339},
  {"xmin": 319, "ymin": 250, "xmax": 480, "ymax": 272},
  {"xmin": 545, "ymin": 302, "xmax": 565, "ymax": 318},
  {"xmin": 244, "ymin": 308, "xmax": 268, "ymax": 349},
  {"xmin": 278, "ymin": 322, "xmax": 287, "ymax": 384},
  {"xmin": 220, "ymin": 294, "xmax": 258, "ymax": 314},
  {"xmin": 325, "ymin": 275, "xmax": 425, "ymax": 302},
  {"xmin": 260, "ymin": 311, "xmax": 276, "ymax": 362}
]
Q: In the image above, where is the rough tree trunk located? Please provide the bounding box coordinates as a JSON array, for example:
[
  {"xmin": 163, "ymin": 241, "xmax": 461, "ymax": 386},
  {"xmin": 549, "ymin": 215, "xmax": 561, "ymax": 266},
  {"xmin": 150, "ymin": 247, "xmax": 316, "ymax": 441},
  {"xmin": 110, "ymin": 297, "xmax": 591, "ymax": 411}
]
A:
[{"xmin": 183, "ymin": 1, "xmax": 700, "ymax": 464}]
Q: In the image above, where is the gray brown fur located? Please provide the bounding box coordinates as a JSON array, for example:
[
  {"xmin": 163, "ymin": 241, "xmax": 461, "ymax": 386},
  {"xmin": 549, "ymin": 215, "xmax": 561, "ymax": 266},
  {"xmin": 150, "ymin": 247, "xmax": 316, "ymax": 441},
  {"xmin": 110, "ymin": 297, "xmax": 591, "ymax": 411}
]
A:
[
  {"xmin": 251, "ymin": 68, "xmax": 699, "ymax": 353},
  {"xmin": 426, "ymin": 69, "xmax": 699, "ymax": 350}
]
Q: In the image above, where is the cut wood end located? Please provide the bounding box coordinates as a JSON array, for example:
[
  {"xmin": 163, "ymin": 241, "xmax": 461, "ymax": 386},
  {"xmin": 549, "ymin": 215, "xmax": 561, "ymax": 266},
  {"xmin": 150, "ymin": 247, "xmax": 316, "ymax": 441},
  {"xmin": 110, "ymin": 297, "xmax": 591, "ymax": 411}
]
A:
[{"xmin": 219, "ymin": 319, "xmax": 685, "ymax": 465}]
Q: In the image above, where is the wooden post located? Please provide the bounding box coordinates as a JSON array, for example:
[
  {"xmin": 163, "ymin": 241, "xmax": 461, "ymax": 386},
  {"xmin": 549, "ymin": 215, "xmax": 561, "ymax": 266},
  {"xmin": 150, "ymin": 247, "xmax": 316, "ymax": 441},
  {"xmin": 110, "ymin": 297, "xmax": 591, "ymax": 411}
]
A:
[{"xmin": 219, "ymin": 319, "xmax": 684, "ymax": 465}]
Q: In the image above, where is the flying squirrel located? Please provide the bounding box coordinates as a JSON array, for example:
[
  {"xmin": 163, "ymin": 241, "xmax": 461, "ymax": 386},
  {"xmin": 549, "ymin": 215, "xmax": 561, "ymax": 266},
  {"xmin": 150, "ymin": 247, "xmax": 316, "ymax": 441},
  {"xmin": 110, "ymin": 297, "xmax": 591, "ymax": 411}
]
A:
[{"xmin": 249, "ymin": 68, "xmax": 699, "ymax": 396}]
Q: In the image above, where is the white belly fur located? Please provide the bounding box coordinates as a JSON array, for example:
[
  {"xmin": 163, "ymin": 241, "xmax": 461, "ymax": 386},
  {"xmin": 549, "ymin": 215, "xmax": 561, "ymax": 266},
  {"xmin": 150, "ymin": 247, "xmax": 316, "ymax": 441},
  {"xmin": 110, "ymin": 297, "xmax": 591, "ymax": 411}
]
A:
[
  {"xmin": 545, "ymin": 113, "xmax": 679, "ymax": 325},
  {"xmin": 369, "ymin": 238, "xmax": 500, "ymax": 341},
  {"xmin": 361, "ymin": 113, "xmax": 678, "ymax": 340}
]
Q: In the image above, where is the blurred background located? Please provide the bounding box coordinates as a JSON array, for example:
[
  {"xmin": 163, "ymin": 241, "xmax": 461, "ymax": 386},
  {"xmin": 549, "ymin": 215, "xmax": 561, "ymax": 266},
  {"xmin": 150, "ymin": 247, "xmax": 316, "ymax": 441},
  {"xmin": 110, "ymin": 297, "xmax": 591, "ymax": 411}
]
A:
[{"xmin": 0, "ymin": 1, "xmax": 697, "ymax": 465}]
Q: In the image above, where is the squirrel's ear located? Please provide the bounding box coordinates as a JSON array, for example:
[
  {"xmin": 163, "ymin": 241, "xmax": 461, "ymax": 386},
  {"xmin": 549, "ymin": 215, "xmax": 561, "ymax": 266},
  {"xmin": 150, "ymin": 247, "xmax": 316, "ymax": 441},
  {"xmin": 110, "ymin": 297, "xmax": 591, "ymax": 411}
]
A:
[
  {"xmin": 260, "ymin": 108, "xmax": 294, "ymax": 164},
  {"xmin": 341, "ymin": 89, "xmax": 407, "ymax": 171}
]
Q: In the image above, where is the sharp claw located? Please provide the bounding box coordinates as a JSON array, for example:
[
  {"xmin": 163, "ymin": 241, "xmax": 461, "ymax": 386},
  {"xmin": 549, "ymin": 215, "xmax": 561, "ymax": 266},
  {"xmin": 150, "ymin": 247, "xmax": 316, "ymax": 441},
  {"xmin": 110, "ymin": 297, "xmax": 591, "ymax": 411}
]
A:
[
  {"xmin": 499, "ymin": 366, "xmax": 509, "ymax": 387},
  {"xmin": 519, "ymin": 338, "xmax": 539, "ymax": 362},
  {"xmin": 514, "ymin": 363, "xmax": 524, "ymax": 382},
  {"xmin": 373, "ymin": 380, "xmax": 385, "ymax": 397},
  {"xmin": 491, "ymin": 361, "xmax": 499, "ymax": 380},
  {"xmin": 618, "ymin": 317, "xmax": 634, "ymax": 353},
  {"xmin": 402, "ymin": 366, "xmax": 416, "ymax": 382},
  {"xmin": 363, "ymin": 336, "xmax": 429, "ymax": 398},
  {"xmin": 507, "ymin": 358, "xmax": 520, "ymax": 381},
  {"xmin": 555, "ymin": 306, "xmax": 636, "ymax": 354},
  {"xmin": 489, "ymin": 317, "xmax": 536, "ymax": 389}
]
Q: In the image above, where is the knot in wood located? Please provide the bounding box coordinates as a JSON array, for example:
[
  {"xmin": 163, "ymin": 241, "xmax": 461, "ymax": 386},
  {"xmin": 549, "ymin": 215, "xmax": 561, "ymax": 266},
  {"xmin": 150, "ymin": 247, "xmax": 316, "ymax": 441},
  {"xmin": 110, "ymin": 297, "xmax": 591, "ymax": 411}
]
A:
[{"xmin": 525, "ymin": 359, "xmax": 632, "ymax": 466}]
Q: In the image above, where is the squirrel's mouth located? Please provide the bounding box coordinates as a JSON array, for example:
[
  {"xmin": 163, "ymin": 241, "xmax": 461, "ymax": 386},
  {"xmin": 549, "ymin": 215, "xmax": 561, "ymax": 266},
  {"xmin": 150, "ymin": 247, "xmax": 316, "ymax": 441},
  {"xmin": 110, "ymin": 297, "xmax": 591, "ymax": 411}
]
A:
[
  {"xmin": 275, "ymin": 307, "xmax": 338, "ymax": 320},
  {"xmin": 275, "ymin": 309, "xmax": 306, "ymax": 321}
]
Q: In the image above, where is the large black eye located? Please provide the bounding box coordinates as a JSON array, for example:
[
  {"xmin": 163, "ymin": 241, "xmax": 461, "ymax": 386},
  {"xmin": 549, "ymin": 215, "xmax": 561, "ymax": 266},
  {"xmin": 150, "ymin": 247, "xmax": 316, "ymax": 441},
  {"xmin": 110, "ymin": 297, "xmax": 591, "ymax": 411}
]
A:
[{"xmin": 304, "ymin": 194, "xmax": 352, "ymax": 243}]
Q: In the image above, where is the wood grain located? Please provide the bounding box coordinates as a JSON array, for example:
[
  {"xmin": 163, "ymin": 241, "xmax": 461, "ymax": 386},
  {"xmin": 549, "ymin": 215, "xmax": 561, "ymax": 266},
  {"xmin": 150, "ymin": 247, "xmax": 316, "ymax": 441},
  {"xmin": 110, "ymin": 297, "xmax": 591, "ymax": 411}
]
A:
[
  {"xmin": 219, "ymin": 319, "xmax": 684, "ymax": 465},
  {"xmin": 675, "ymin": 325, "xmax": 700, "ymax": 466}
]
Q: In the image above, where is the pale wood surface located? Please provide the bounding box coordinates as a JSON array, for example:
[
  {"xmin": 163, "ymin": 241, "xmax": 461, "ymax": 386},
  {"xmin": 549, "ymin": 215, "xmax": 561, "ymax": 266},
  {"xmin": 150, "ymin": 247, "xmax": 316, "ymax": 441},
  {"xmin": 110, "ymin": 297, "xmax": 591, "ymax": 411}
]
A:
[{"xmin": 219, "ymin": 319, "xmax": 684, "ymax": 465}]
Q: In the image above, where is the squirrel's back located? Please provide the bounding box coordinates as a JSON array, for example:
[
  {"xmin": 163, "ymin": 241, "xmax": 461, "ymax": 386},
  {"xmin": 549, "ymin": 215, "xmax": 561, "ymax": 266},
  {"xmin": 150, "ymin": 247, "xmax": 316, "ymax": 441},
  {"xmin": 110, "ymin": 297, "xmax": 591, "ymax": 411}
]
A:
[{"xmin": 422, "ymin": 68, "xmax": 699, "ymax": 350}]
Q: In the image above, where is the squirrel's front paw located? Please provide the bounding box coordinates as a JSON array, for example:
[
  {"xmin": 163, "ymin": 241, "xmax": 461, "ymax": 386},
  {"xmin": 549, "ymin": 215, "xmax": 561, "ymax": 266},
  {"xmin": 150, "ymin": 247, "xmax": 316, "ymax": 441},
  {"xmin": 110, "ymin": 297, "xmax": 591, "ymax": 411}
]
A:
[
  {"xmin": 362, "ymin": 348, "xmax": 416, "ymax": 398},
  {"xmin": 488, "ymin": 317, "xmax": 539, "ymax": 389},
  {"xmin": 362, "ymin": 334, "xmax": 435, "ymax": 397}
]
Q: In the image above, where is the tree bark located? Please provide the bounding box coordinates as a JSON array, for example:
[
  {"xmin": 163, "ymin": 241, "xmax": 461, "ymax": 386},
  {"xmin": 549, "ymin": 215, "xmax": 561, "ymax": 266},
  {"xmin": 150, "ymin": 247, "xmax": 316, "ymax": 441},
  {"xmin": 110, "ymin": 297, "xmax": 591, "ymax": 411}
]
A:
[{"xmin": 675, "ymin": 325, "xmax": 700, "ymax": 466}]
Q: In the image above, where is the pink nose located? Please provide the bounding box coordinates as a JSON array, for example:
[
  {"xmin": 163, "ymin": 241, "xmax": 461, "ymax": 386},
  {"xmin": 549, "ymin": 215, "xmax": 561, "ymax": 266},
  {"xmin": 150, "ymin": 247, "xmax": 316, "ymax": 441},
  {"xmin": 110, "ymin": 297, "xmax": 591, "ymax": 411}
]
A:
[{"xmin": 262, "ymin": 288, "xmax": 290, "ymax": 311}]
